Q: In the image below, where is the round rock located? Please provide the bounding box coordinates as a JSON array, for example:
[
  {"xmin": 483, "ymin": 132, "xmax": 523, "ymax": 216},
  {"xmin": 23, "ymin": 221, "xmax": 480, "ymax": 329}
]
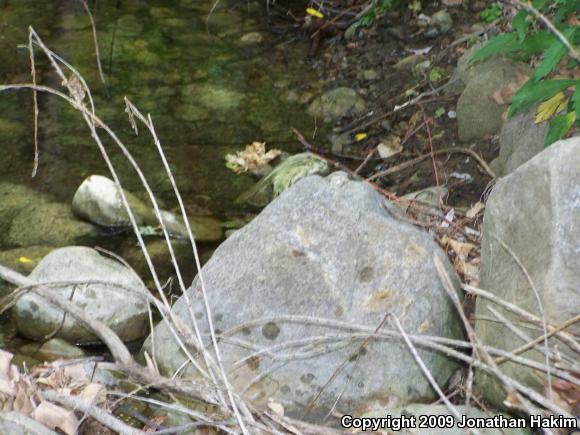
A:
[{"xmin": 12, "ymin": 246, "xmax": 149, "ymax": 344}]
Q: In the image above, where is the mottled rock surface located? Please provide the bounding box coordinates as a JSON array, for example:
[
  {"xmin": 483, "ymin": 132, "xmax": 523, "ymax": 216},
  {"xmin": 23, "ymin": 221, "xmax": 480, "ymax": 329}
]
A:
[
  {"xmin": 13, "ymin": 247, "xmax": 149, "ymax": 344},
  {"xmin": 497, "ymin": 104, "xmax": 549, "ymax": 176},
  {"xmin": 455, "ymin": 57, "xmax": 531, "ymax": 142},
  {"xmin": 476, "ymin": 137, "xmax": 580, "ymax": 406},
  {"xmin": 144, "ymin": 172, "xmax": 464, "ymax": 422}
]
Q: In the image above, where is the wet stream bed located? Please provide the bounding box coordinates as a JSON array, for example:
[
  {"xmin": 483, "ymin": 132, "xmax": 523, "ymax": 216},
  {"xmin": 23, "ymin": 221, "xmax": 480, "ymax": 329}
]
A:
[
  {"xmin": 0, "ymin": 0, "xmax": 496, "ymax": 376},
  {"xmin": 0, "ymin": 0, "xmax": 326, "ymax": 364}
]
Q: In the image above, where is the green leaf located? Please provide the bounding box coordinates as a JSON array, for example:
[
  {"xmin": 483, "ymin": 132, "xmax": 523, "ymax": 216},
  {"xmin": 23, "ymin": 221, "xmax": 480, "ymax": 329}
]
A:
[
  {"xmin": 545, "ymin": 111, "xmax": 576, "ymax": 146},
  {"xmin": 573, "ymin": 83, "xmax": 580, "ymax": 126},
  {"xmin": 509, "ymin": 79, "xmax": 575, "ymax": 117},
  {"xmin": 429, "ymin": 68, "xmax": 444, "ymax": 82},
  {"xmin": 533, "ymin": 28, "xmax": 578, "ymax": 81},
  {"xmin": 512, "ymin": 11, "xmax": 529, "ymax": 42},
  {"xmin": 531, "ymin": 0, "xmax": 548, "ymax": 9},
  {"xmin": 435, "ymin": 107, "xmax": 445, "ymax": 118},
  {"xmin": 519, "ymin": 31, "xmax": 556, "ymax": 59},
  {"xmin": 555, "ymin": 0, "xmax": 580, "ymax": 25},
  {"xmin": 470, "ymin": 33, "xmax": 519, "ymax": 63}
]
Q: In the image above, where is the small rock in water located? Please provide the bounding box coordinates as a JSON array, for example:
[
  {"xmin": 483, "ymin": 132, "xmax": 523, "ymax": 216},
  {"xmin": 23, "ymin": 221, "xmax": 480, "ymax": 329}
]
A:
[
  {"xmin": 307, "ymin": 87, "xmax": 366, "ymax": 122},
  {"xmin": 12, "ymin": 246, "xmax": 149, "ymax": 344},
  {"xmin": 72, "ymin": 175, "xmax": 155, "ymax": 227},
  {"xmin": 38, "ymin": 338, "xmax": 86, "ymax": 361},
  {"xmin": 240, "ymin": 32, "xmax": 264, "ymax": 45}
]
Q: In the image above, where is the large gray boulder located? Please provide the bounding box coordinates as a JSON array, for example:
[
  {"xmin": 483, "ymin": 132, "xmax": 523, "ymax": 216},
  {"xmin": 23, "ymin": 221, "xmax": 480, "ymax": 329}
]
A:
[
  {"xmin": 12, "ymin": 247, "xmax": 149, "ymax": 344},
  {"xmin": 144, "ymin": 172, "xmax": 464, "ymax": 422},
  {"xmin": 456, "ymin": 57, "xmax": 531, "ymax": 142},
  {"xmin": 496, "ymin": 104, "xmax": 549, "ymax": 176},
  {"xmin": 475, "ymin": 137, "xmax": 580, "ymax": 406}
]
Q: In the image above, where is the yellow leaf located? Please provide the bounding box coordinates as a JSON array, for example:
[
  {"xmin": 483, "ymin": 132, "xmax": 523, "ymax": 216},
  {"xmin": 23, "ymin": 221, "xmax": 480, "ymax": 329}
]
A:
[
  {"xmin": 306, "ymin": 8, "xmax": 324, "ymax": 18},
  {"xmin": 18, "ymin": 256, "xmax": 33, "ymax": 264},
  {"xmin": 354, "ymin": 132, "xmax": 367, "ymax": 141},
  {"xmin": 535, "ymin": 92, "xmax": 568, "ymax": 124}
]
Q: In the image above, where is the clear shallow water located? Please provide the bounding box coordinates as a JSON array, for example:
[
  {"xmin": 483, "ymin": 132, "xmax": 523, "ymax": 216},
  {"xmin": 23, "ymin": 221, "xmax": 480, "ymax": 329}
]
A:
[
  {"xmin": 0, "ymin": 0, "xmax": 324, "ymax": 362},
  {"xmin": 0, "ymin": 0, "xmax": 319, "ymax": 216}
]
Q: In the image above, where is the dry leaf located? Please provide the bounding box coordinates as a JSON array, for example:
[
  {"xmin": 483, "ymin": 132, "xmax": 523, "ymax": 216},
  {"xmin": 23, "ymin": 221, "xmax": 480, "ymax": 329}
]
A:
[
  {"xmin": 408, "ymin": 111, "xmax": 423, "ymax": 129},
  {"xmin": 79, "ymin": 383, "xmax": 106, "ymax": 405},
  {"xmin": 442, "ymin": 0, "xmax": 463, "ymax": 5},
  {"xmin": 144, "ymin": 415, "xmax": 166, "ymax": 433},
  {"xmin": 34, "ymin": 401, "xmax": 79, "ymax": 435},
  {"xmin": 455, "ymin": 259, "xmax": 479, "ymax": 285},
  {"xmin": 491, "ymin": 72, "xmax": 529, "ymax": 105},
  {"xmin": 225, "ymin": 142, "xmax": 281, "ymax": 174},
  {"xmin": 535, "ymin": 92, "xmax": 568, "ymax": 124},
  {"xmin": 267, "ymin": 399, "xmax": 285, "ymax": 416},
  {"xmin": 466, "ymin": 201, "xmax": 484, "ymax": 219},
  {"xmin": 441, "ymin": 235, "xmax": 476, "ymax": 260},
  {"xmin": 377, "ymin": 136, "xmax": 402, "ymax": 159},
  {"xmin": 503, "ymin": 391, "xmax": 523, "ymax": 409}
]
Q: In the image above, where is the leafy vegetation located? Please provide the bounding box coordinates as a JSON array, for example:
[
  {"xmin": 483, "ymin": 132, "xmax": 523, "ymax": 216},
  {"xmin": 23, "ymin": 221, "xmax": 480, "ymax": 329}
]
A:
[
  {"xmin": 471, "ymin": 0, "xmax": 579, "ymax": 145},
  {"xmin": 358, "ymin": 0, "xmax": 393, "ymax": 27},
  {"xmin": 480, "ymin": 3, "xmax": 502, "ymax": 23}
]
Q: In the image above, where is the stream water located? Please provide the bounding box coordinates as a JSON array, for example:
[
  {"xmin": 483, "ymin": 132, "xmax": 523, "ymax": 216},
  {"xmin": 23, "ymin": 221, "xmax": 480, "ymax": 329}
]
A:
[
  {"xmin": 0, "ymin": 0, "xmax": 323, "ymax": 364},
  {"xmin": 0, "ymin": 0, "xmax": 318, "ymax": 215}
]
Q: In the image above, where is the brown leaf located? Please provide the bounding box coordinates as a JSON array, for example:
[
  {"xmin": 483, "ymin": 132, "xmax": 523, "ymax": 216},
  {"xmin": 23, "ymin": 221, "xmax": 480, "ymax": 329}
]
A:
[
  {"xmin": 441, "ymin": 235, "xmax": 476, "ymax": 260},
  {"xmin": 225, "ymin": 142, "xmax": 281, "ymax": 174},
  {"xmin": 466, "ymin": 201, "xmax": 484, "ymax": 219},
  {"xmin": 34, "ymin": 401, "xmax": 79, "ymax": 435},
  {"xmin": 79, "ymin": 383, "xmax": 106, "ymax": 405},
  {"xmin": 503, "ymin": 391, "xmax": 523, "ymax": 409}
]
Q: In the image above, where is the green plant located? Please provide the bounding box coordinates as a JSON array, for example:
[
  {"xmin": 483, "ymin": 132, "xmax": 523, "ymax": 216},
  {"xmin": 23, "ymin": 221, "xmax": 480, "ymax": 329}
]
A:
[
  {"xmin": 471, "ymin": 0, "xmax": 580, "ymax": 145},
  {"xmin": 358, "ymin": 0, "xmax": 393, "ymax": 27},
  {"xmin": 480, "ymin": 3, "xmax": 502, "ymax": 23}
]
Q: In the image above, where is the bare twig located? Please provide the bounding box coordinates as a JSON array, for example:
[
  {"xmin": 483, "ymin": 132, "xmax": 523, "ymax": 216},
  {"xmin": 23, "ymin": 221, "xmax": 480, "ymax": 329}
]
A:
[{"xmin": 367, "ymin": 147, "xmax": 496, "ymax": 182}]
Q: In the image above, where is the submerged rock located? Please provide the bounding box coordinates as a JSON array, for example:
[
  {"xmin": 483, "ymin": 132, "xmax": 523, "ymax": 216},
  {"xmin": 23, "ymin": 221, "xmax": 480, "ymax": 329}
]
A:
[
  {"xmin": 496, "ymin": 104, "xmax": 549, "ymax": 176},
  {"xmin": 159, "ymin": 210, "xmax": 224, "ymax": 242},
  {"xmin": 144, "ymin": 172, "xmax": 463, "ymax": 422},
  {"xmin": 476, "ymin": 137, "xmax": 580, "ymax": 407},
  {"xmin": 19, "ymin": 338, "xmax": 86, "ymax": 362},
  {"xmin": 0, "ymin": 246, "xmax": 55, "ymax": 276},
  {"xmin": 0, "ymin": 183, "xmax": 98, "ymax": 249},
  {"xmin": 307, "ymin": 87, "xmax": 366, "ymax": 122},
  {"xmin": 7, "ymin": 202, "xmax": 98, "ymax": 249},
  {"xmin": 239, "ymin": 32, "xmax": 264, "ymax": 45},
  {"xmin": 236, "ymin": 152, "xmax": 329, "ymax": 207},
  {"xmin": 12, "ymin": 247, "xmax": 149, "ymax": 344}
]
